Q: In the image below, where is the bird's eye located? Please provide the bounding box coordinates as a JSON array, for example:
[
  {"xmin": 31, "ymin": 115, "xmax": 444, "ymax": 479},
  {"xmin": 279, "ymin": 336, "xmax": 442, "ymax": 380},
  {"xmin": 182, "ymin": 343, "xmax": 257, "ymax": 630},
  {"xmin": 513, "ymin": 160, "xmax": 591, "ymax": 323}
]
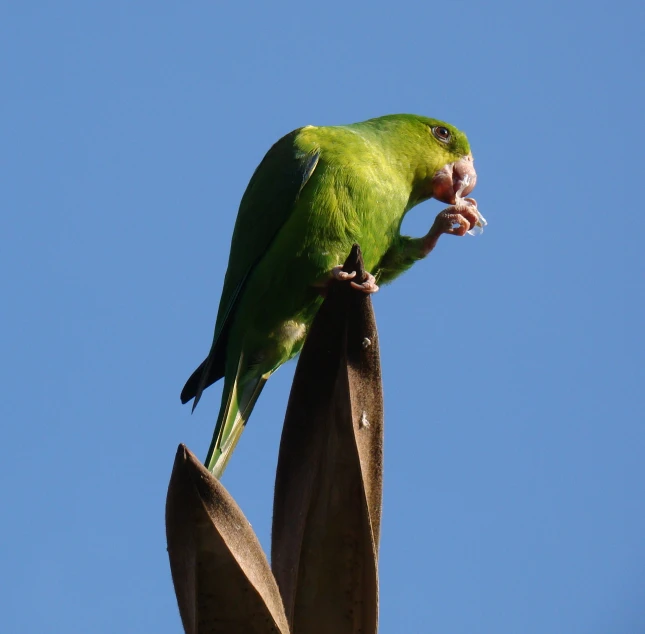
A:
[{"xmin": 432, "ymin": 126, "xmax": 451, "ymax": 143}]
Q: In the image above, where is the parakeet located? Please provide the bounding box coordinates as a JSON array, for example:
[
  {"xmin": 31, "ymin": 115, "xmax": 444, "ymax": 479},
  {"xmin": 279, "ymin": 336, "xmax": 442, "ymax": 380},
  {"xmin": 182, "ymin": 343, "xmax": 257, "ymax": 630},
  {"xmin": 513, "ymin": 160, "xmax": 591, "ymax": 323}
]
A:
[{"xmin": 181, "ymin": 114, "xmax": 483, "ymax": 477}]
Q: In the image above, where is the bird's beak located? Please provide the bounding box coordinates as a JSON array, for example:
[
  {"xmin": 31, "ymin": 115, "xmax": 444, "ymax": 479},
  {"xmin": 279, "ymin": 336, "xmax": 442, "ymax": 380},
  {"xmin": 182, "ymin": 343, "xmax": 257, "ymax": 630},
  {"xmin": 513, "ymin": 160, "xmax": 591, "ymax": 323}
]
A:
[{"xmin": 431, "ymin": 154, "xmax": 477, "ymax": 204}]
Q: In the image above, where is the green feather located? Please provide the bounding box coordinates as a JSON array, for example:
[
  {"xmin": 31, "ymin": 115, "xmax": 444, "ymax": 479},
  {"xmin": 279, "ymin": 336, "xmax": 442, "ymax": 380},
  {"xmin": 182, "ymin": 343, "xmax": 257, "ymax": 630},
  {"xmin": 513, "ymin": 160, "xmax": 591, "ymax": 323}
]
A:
[{"xmin": 181, "ymin": 114, "xmax": 473, "ymax": 476}]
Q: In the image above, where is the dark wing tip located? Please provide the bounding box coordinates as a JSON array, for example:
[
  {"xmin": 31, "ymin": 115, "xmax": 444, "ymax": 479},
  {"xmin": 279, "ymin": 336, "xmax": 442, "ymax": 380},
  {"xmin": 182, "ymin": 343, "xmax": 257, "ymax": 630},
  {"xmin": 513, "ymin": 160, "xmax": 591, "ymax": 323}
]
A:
[
  {"xmin": 180, "ymin": 384, "xmax": 195, "ymax": 405},
  {"xmin": 181, "ymin": 363, "xmax": 204, "ymax": 405},
  {"xmin": 180, "ymin": 355, "xmax": 226, "ymax": 408}
]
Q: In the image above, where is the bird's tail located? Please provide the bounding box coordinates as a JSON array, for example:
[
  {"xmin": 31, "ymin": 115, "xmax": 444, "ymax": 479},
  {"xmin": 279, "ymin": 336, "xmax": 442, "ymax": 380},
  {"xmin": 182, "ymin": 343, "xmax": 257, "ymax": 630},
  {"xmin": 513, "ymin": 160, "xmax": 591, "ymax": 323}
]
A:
[{"xmin": 205, "ymin": 355, "xmax": 270, "ymax": 478}]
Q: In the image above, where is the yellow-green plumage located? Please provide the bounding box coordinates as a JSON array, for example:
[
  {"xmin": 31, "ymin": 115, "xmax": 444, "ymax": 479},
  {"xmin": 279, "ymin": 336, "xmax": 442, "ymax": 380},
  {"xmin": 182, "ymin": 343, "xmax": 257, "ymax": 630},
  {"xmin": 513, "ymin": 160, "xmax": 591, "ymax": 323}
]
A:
[{"xmin": 181, "ymin": 114, "xmax": 474, "ymax": 477}]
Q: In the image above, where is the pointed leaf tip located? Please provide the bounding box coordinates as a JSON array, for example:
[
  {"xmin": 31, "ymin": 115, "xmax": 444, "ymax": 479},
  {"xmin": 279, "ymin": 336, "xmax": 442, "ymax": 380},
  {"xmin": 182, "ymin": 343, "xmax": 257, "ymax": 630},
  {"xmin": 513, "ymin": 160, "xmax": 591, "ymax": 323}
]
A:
[{"xmin": 166, "ymin": 444, "xmax": 290, "ymax": 634}]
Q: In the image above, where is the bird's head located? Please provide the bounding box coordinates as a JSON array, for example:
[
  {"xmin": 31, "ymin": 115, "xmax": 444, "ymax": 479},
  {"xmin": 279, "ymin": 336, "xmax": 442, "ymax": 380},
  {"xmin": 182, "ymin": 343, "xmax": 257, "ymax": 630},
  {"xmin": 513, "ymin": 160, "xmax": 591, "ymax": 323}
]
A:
[
  {"xmin": 408, "ymin": 116, "xmax": 476, "ymax": 206},
  {"xmin": 363, "ymin": 114, "xmax": 477, "ymax": 207}
]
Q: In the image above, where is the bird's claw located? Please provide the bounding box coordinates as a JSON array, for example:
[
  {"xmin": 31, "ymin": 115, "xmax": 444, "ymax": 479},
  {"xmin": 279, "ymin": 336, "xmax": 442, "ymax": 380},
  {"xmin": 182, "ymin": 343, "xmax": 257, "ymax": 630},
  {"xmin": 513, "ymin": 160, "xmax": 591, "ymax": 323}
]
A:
[
  {"xmin": 331, "ymin": 266, "xmax": 357, "ymax": 282},
  {"xmin": 437, "ymin": 212, "xmax": 474, "ymax": 236},
  {"xmin": 432, "ymin": 198, "xmax": 484, "ymax": 237},
  {"xmin": 350, "ymin": 271, "xmax": 379, "ymax": 294},
  {"xmin": 331, "ymin": 266, "xmax": 379, "ymax": 294},
  {"xmin": 420, "ymin": 198, "xmax": 486, "ymax": 256}
]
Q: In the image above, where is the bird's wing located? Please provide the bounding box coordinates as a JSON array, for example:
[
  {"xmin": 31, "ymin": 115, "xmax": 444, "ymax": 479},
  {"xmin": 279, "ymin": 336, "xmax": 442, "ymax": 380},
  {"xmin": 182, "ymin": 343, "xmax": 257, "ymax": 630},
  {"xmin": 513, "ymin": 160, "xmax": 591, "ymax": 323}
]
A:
[{"xmin": 181, "ymin": 127, "xmax": 320, "ymax": 405}]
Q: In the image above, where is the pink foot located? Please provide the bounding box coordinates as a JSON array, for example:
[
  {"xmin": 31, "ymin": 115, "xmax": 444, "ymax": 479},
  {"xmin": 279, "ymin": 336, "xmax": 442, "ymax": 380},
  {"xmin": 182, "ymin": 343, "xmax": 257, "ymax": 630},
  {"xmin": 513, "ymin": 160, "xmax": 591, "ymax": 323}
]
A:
[
  {"xmin": 434, "ymin": 200, "xmax": 481, "ymax": 237},
  {"xmin": 331, "ymin": 266, "xmax": 357, "ymax": 282},
  {"xmin": 421, "ymin": 199, "xmax": 483, "ymax": 255},
  {"xmin": 331, "ymin": 266, "xmax": 379, "ymax": 294}
]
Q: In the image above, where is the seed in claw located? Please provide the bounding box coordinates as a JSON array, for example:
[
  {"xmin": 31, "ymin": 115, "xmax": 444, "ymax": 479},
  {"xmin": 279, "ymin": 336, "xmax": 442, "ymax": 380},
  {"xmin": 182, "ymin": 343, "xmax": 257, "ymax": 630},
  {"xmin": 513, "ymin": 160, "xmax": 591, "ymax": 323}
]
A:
[{"xmin": 455, "ymin": 196, "xmax": 487, "ymax": 236}]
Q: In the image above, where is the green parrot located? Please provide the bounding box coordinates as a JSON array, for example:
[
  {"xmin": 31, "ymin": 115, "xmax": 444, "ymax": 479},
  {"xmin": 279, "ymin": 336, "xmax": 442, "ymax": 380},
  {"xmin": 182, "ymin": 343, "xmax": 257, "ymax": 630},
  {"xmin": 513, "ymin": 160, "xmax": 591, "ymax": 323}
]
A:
[{"xmin": 181, "ymin": 114, "xmax": 484, "ymax": 477}]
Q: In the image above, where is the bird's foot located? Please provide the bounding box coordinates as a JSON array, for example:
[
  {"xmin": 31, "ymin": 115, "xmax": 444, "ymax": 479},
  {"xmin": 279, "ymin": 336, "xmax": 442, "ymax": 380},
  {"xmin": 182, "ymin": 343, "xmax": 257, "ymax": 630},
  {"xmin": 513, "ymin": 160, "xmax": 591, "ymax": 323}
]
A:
[
  {"xmin": 434, "ymin": 197, "xmax": 481, "ymax": 237},
  {"xmin": 331, "ymin": 266, "xmax": 356, "ymax": 282},
  {"xmin": 331, "ymin": 266, "xmax": 379, "ymax": 294},
  {"xmin": 422, "ymin": 198, "xmax": 485, "ymax": 255}
]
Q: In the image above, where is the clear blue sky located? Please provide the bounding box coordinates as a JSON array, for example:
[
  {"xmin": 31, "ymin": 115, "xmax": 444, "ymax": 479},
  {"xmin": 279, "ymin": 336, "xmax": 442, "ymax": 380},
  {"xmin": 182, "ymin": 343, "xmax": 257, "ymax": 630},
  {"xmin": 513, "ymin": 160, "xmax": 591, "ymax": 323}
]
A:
[{"xmin": 2, "ymin": 2, "xmax": 644, "ymax": 632}]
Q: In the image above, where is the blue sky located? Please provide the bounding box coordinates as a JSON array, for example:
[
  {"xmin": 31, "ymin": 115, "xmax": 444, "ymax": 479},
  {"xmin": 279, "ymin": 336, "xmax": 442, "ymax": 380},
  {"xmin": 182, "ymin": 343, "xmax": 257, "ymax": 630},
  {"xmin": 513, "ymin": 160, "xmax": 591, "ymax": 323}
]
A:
[{"xmin": 2, "ymin": 1, "xmax": 644, "ymax": 632}]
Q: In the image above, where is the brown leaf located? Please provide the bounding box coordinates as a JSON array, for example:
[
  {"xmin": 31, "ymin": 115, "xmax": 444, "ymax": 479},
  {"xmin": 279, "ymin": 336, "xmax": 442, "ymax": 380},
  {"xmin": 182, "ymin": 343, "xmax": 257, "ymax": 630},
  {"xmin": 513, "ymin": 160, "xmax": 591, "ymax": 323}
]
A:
[
  {"xmin": 271, "ymin": 245, "xmax": 383, "ymax": 634},
  {"xmin": 166, "ymin": 444, "xmax": 290, "ymax": 634}
]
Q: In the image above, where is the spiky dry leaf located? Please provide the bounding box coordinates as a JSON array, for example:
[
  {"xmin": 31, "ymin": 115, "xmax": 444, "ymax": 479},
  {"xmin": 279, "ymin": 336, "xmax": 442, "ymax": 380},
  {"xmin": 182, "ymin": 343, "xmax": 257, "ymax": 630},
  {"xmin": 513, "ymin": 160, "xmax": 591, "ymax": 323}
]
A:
[{"xmin": 166, "ymin": 445, "xmax": 290, "ymax": 634}]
